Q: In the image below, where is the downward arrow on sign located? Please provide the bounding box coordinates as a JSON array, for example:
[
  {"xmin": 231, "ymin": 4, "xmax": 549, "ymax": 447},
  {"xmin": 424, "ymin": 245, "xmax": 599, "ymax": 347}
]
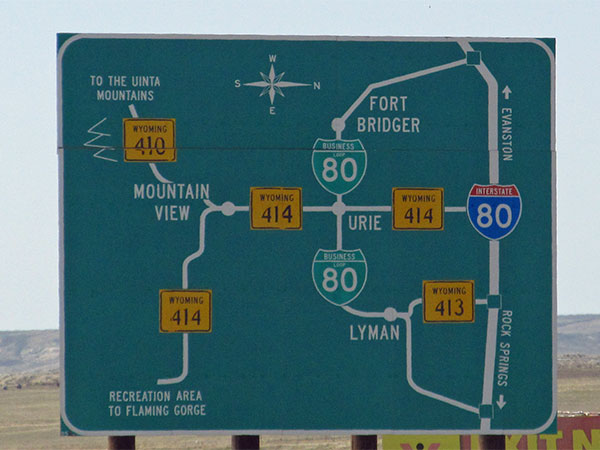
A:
[{"xmin": 496, "ymin": 394, "xmax": 507, "ymax": 409}]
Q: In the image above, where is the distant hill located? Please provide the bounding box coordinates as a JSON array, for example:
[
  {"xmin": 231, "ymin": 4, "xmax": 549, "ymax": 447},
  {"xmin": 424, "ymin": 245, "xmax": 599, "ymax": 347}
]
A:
[
  {"xmin": 558, "ymin": 314, "xmax": 600, "ymax": 355},
  {"xmin": 0, "ymin": 330, "xmax": 58, "ymax": 374},
  {"xmin": 0, "ymin": 315, "xmax": 599, "ymax": 375}
]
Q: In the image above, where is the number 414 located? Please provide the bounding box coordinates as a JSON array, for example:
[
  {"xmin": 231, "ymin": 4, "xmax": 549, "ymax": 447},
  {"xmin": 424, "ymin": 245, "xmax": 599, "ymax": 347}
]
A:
[
  {"xmin": 262, "ymin": 205, "xmax": 293, "ymax": 223},
  {"xmin": 171, "ymin": 308, "xmax": 201, "ymax": 325},
  {"xmin": 404, "ymin": 207, "xmax": 434, "ymax": 224}
]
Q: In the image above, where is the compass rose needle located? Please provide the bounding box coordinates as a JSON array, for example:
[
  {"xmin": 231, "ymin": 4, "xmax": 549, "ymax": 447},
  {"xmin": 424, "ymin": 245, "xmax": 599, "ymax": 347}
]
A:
[
  {"xmin": 276, "ymin": 80, "xmax": 311, "ymax": 88},
  {"xmin": 261, "ymin": 70, "xmax": 271, "ymax": 83}
]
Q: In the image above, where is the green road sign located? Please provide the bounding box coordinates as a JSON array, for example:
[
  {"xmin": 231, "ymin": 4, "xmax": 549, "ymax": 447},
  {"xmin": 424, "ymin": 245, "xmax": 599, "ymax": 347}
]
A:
[{"xmin": 58, "ymin": 34, "xmax": 556, "ymax": 436}]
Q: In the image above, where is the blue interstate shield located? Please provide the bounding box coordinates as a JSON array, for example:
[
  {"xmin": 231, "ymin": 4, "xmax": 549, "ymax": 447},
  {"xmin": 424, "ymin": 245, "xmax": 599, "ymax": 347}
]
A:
[{"xmin": 467, "ymin": 184, "xmax": 522, "ymax": 240}]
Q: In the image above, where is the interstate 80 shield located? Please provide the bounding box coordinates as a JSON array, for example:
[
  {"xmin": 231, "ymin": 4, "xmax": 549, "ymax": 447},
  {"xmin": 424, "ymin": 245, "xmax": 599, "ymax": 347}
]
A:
[{"xmin": 467, "ymin": 184, "xmax": 522, "ymax": 240}]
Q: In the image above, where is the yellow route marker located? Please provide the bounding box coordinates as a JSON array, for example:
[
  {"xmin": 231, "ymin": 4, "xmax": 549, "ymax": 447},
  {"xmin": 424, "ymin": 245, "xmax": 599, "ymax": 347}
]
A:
[
  {"xmin": 423, "ymin": 280, "xmax": 474, "ymax": 323},
  {"xmin": 382, "ymin": 434, "xmax": 461, "ymax": 449},
  {"xmin": 123, "ymin": 118, "xmax": 176, "ymax": 162},
  {"xmin": 392, "ymin": 187, "xmax": 444, "ymax": 230},
  {"xmin": 250, "ymin": 187, "xmax": 302, "ymax": 230},
  {"xmin": 159, "ymin": 289, "xmax": 211, "ymax": 333}
]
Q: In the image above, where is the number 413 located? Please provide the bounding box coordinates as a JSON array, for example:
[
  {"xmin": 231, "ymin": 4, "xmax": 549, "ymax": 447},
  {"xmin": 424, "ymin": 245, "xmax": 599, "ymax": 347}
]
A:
[{"xmin": 435, "ymin": 299, "xmax": 465, "ymax": 316}]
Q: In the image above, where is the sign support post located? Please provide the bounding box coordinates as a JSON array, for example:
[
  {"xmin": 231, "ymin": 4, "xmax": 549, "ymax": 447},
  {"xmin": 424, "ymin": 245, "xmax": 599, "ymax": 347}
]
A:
[
  {"xmin": 352, "ymin": 435, "xmax": 378, "ymax": 450},
  {"xmin": 232, "ymin": 435, "xmax": 260, "ymax": 450},
  {"xmin": 108, "ymin": 436, "xmax": 135, "ymax": 450},
  {"xmin": 479, "ymin": 434, "xmax": 506, "ymax": 449}
]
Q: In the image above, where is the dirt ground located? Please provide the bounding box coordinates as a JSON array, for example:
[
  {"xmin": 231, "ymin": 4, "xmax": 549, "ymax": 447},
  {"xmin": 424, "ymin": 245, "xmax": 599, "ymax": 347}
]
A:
[{"xmin": 1, "ymin": 363, "xmax": 599, "ymax": 449}]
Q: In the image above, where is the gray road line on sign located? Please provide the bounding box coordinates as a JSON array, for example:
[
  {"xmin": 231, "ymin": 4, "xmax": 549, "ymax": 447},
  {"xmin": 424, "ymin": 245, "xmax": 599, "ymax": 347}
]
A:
[
  {"xmin": 456, "ymin": 40, "xmax": 499, "ymax": 185},
  {"xmin": 130, "ymin": 99, "xmax": 186, "ymax": 386},
  {"xmin": 344, "ymin": 205, "xmax": 392, "ymax": 212},
  {"xmin": 335, "ymin": 58, "xmax": 467, "ymax": 139},
  {"xmin": 128, "ymin": 103, "xmax": 173, "ymax": 184},
  {"xmin": 336, "ymin": 194, "xmax": 344, "ymax": 250},
  {"xmin": 157, "ymin": 202, "xmax": 218, "ymax": 386},
  {"xmin": 403, "ymin": 301, "xmax": 481, "ymax": 416},
  {"xmin": 457, "ymin": 39, "xmax": 502, "ymax": 431},
  {"xmin": 157, "ymin": 334, "xmax": 189, "ymax": 386},
  {"xmin": 343, "ymin": 297, "xmax": 492, "ymax": 417},
  {"xmin": 327, "ymin": 44, "xmax": 497, "ymax": 422},
  {"xmin": 303, "ymin": 206, "xmax": 335, "ymax": 212},
  {"xmin": 157, "ymin": 201, "xmax": 248, "ymax": 385}
]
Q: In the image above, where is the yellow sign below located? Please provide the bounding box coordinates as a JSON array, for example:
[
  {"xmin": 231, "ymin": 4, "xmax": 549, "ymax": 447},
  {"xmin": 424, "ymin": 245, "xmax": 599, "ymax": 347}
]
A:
[
  {"xmin": 250, "ymin": 187, "xmax": 302, "ymax": 230},
  {"xmin": 159, "ymin": 289, "xmax": 211, "ymax": 333},
  {"xmin": 423, "ymin": 280, "xmax": 474, "ymax": 323},
  {"xmin": 123, "ymin": 118, "xmax": 176, "ymax": 162},
  {"xmin": 383, "ymin": 434, "xmax": 461, "ymax": 449},
  {"xmin": 392, "ymin": 187, "xmax": 444, "ymax": 230}
]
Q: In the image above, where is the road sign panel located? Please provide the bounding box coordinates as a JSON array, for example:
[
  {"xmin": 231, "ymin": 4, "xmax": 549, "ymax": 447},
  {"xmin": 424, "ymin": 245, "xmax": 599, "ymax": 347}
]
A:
[{"xmin": 59, "ymin": 34, "xmax": 555, "ymax": 436}]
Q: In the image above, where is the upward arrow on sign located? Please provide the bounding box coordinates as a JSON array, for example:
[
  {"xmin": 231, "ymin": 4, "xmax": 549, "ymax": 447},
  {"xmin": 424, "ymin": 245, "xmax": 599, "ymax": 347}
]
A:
[{"xmin": 502, "ymin": 85, "xmax": 512, "ymax": 99}]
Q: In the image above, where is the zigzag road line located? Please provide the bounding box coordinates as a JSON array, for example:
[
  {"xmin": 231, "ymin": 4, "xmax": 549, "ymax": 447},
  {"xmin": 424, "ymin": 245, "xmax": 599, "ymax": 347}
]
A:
[{"xmin": 85, "ymin": 117, "xmax": 117, "ymax": 162}]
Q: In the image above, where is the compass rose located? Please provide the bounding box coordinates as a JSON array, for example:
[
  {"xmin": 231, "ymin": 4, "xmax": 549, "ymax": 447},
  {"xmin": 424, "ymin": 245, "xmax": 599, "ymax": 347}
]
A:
[{"xmin": 243, "ymin": 64, "xmax": 311, "ymax": 105}]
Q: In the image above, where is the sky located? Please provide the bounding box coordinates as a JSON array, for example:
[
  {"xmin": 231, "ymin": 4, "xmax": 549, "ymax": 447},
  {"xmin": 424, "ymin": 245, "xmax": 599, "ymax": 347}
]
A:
[{"xmin": 0, "ymin": 0, "xmax": 598, "ymax": 330}]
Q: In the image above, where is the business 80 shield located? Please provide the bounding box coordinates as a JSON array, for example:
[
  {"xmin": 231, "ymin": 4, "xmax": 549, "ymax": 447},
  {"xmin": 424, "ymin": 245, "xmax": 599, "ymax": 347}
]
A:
[
  {"xmin": 312, "ymin": 249, "xmax": 368, "ymax": 306},
  {"xmin": 467, "ymin": 184, "xmax": 522, "ymax": 240}
]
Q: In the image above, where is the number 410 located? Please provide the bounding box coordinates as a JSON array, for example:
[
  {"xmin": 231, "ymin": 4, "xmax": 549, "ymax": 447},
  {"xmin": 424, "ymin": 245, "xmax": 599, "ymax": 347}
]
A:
[{"xmin": 134, "ymin": 136, "xmax": 166, "ymax": 155}]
